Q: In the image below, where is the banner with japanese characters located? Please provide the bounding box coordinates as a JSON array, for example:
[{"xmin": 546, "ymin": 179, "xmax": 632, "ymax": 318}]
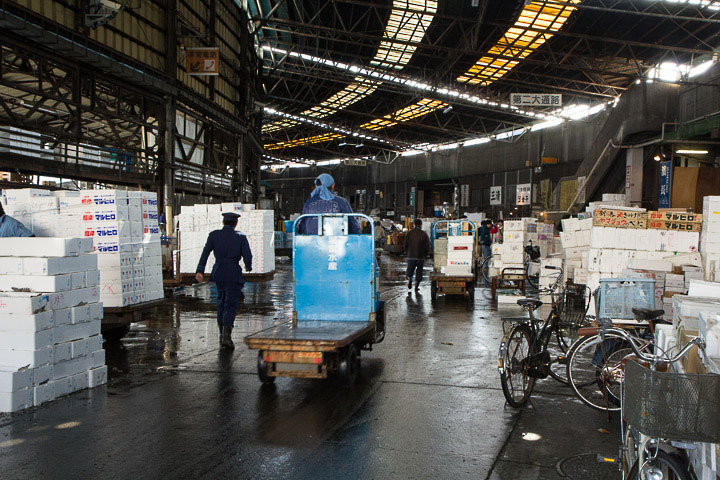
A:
[
  {"xmin": 516, "ymin": 183, "xmax": 531, "ymax": 206},
  {"xmin": 185, "ymin": 47, "xmax": 220, "ymax": 76},
  {"xmin": 658, "ymin": 161, "xmax": 672, "ymax": 209},
  {"xmin": 592, "ymin": 208, "xmax": 648, "ymax": 229}
]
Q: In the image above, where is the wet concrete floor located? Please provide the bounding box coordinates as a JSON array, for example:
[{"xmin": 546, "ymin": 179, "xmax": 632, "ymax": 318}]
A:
[{"xmin": 0, "ymin": 255, "xmax": 621, "ymax": 479}]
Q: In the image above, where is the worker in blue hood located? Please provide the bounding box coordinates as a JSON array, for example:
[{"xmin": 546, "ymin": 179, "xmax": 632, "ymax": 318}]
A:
[
  {"xmin": 297, "ymin": 173, "xmax": 360, "ymax": 234},
  {"xmin": 0, "ymin": 201, "xmax": 34, "ymax": 238}
]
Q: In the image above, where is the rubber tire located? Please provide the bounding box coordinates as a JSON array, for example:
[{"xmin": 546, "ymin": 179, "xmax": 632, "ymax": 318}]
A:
[
  {"xmin": 627, "ymin": 450, "xmax": 692, "ymax": 480},
  {"xmin": 467, "ymin": 282, "xmax": 475, "ymax": 302},
  {"xmin": 566, "ymin": 332, "xmax": 629, "ymax": 413},
  {"xmin": 500, "ymin": 324, "xmax": 536, "ymax": 408},
  {"xmin": 338, "ymin": 344, "xmax": 359, "ymax": 387},
  {"xmin": 480, "ymin": 255, "xmax": 492, "ymax": 285},
  {"xmin": 103, "ymin": 324, "xmax": 130, "ymax": 342},
  {"xmin": 431, "ymin": 281, "xmax": 438, "ymax": 301},
  {"xmin": 257, "ymin": 351, "xmax": 276, "ymax": 384}
]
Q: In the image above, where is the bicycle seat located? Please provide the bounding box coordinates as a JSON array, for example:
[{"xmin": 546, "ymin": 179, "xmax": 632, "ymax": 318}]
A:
[
  {"xmin": 632, "ymin": 308, "xmax": 665, "ymax": 321},
  {"xmin": 517, "ymin": 298, "xmax": 543, "ymax": 310}
]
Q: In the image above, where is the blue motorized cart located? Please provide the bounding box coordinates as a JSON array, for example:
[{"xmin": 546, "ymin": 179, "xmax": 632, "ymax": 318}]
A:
[{"xmin": 244, "ymin": 214, "xmax": 385, "ymax": 386}]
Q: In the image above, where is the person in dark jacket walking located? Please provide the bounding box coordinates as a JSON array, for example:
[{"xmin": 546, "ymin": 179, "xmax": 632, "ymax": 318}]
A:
[
  {"xmin": 195, "ymin": 212, "xmax": 253, "ymax": 349},
  {"xmin": 404, "ymin": 219, "xmax": 431, "ymax": 290},
  {"xmin": 479, "ymin": 220, "xmax": 492, "ymax": 261}
]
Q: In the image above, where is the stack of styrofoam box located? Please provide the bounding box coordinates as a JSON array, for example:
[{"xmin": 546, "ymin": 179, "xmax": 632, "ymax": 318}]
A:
[
  {"xmin": 2, "ymin": 188, "xmax": 164, "ymax": 307},
  {"xmin": 442, "ymin": 236, "xmax": 474, "ymax": 276},
  {"xmin": 701, "ymin": 196, "xmax": 720, "ymax": 282},
  {"xmin": 536, "ymin": 222, "xmax": 555, "ymax": 258},
  {"xmin": 538, "ymin": 257, "xmax": 565, "ymax": 300},
  {"xmin": 492, "ymin": 219, "xmax": 538, "ymax": 273},
  {"xmin": 0, "ymin": 238, "xmax": 106, "ymax": 412},
  {"xmin": 560, "ymin": 217, "xmax": 593, "ymax": 283},
  {"xmin": 178, "ymin": 203, "xmax": 275, "ymax": 275},
  {"xmin": 587, "ymin": 193, "xmax": 627, "ymax": 214}
]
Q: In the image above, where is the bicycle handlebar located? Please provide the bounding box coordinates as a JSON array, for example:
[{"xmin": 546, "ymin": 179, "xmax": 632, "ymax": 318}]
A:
[{"xmin": 600, "ymin": 326, "xmax": 706, "ymax": 365}]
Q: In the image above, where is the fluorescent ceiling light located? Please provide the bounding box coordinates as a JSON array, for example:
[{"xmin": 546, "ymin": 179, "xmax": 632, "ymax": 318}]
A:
[
  {"xmin": 438, "ymin": 143, "xmax": 459, "ymax": 151},
  {"xmin": 676, "ymin": 149, "xmax": 708, "ymax": 154},
  {"xmin": 463, "ymin": 138, "xmax": 490, "ymax": 147},
  {"xmin": 401, "ymin": 149, "xmax": 425, "ymax": 157},
  {"xmin": 689, "ymin": 60, "xmax": 715, "ymax": 78}
]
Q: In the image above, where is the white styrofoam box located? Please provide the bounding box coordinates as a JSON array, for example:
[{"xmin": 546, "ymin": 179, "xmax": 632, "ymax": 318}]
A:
[
  {"xmin": 0, "ymin": 368, "xmax": 33, "ymax": 392},
  {"xmin": 0, "ymin": 387, "xmax": 34, "ymax": 412},
  {"xmin": 88, "ymin": 366, "xmax": 108, "ymax": 387},
  {"xmin": 51, "ymin": 287, "xmax": 99, "ymax": 310},
  {"xmin": 70, "ymin": 370, "xmax": 89, "ymax": 392},
  {"xmin": 628, "ymin": 259, "xmax": 673, "ymax": 272},
  {"xmin": 87, "ymin": 335, "xmax": 102, "ymax": 353},
  {"xmin": 71, "ymin": 303, "xmax": 102, "ymax": 324},
  {"xmin": 53, "ymin": 376, "xmax": 72, "ymax": 397},
  {"xmin": 85, "ymin": 269, "xmax": 100, "ymax": 287},
  {"xmin": 0, "ymin": 237, "xmax": 89, "ymax": 257},
  {"xmin": 55, "ymin": 320, "xmax": 100, "ymax": 344},
  {"xmin": 82, "ymin": 221, "xmax": 130, "ymax": 240},
  {"xmin": 665, "ymin": 273, "xmax": 685, "ymax": 287},
  {"xmin": 91, "ymin": 349, "xmax": 105, "ymax": 368},
  {"xmin": 0, "ymin": 329, "xmax": 53, "ymax": 351},
  {"xmin": 99, "ymin": 293, "xmax": 135, "ymax": 307},
  {"xmin": 0, "ymin": 257, "xmax": 23, "ymax": 275},
  {"xmin": 23, "ymin": 254, "xmax": 97, "ymax": 276},
  {"xmin": 79, "ymin": 204, "xmax": 129, "ymax": 224},
  {"xmin": 70, "ymin": 271, "xmax": 86, "ymax": 290},
  {"xmin": 54, "ymin": 308, "xmax": 71, "ymax": 327},
  {"xmin": 688, "ymin": 280, "xmax": 720, "ymax": 298},
  {"xmin": 672, "ymin": 295, "xmax": 720, "ymax": 331},
  {"xmin": 561, "ymin": 217, "xmax": 579, "ymax": 232},
  {"xmin": 0, "ymin": 292, "xmax": 49, "ymax": 315},
  {"xmin": 220, "ymin": 202, "xmax": 243, "ymax": 213},
  {"xmin": 2, "ymin": 188, "xmax": 51, "ymax": 203},
  {"xmin": 33, "ymin": 382, "xmax": 54, "ymax": 406},
  {"xmin": 53, "ymin": 355, "xmax": 93, "ymax": 381},
  {"xmin": 0, "ymin": 347, "xmax": 52, "ymax": 368},
  {"xmin": 53, "ymin": 342, "xmax": 72, "ymax": 363},
  {"xmin": 33, "ymin": 364, "xmax": 52, "ymax": 385},
  {"xmin": 0, "ymin": 274, "xmax": 72, "ymax": 293},
  {"xmin": 503, "ymin": 220, "xmax": 525, "ymax": 231},
  {"xmin": 100, "ymin": 266, "xmax": 133, "ymax": 282},
  {"xmin": 70, "ymin": 338, "xmax": 90, "ymax": 359},
  {"xmin": 0, "ymin": 311, "xmax": 54, "ymax": 332},
  {"xmin": 699, "ymin": 312, "xmax": 720, "ymax": 357}
]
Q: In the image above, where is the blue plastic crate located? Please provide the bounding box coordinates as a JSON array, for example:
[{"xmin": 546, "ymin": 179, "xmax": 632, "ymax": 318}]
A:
[{"xmin": 597, "ymin": 278, "xmax": 656, "ymax": 320}]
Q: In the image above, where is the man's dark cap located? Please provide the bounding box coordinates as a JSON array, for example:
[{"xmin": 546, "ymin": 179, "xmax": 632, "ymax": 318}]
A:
[{"xmin": 222, "ymin": 212, "xmax": 241, "ymax": 220}]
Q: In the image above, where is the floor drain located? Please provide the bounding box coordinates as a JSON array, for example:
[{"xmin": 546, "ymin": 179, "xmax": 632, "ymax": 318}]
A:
[{"xmin": 556, "ymin": 453, "xmax": 618, "ymax": 480}]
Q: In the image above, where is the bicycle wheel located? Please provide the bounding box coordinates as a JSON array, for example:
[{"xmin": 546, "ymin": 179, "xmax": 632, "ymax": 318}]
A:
[
  {"xmin": 622, "ymin": 424, "xmax": 639, "ymax": 477},
  {"xmin": 480, "ymin": 254, "xmax": 492, "ymax": 285},
  {"xmin": 566, "ymin": 331, "xmax": 632, "ymax": 412},
  {"xmin": 547, "ymin": 336, "xmax": 570, "ymax": 384},
  {"xmin": 499, "ymin": 323, "xmax": 536, "ymax": 408},
  {"xmin": 627, "ymin": 450, "xmax": 692, "ymax": 480}
]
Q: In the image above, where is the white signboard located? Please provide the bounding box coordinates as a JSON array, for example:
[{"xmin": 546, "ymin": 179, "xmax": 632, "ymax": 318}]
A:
[
  {"xmin": 490, "ymin": 186, "xmax": 502, "ymax": 206},
  {"xmin": 510, "ymin": 93, "xmax": 562, "ymax": 107},
  {"xmin": 460, "ymin": 184, "xmax": 470, "ymax": 207},
  {"xmin": 516, "ymin": 183, "xmax": 531, "ymax": 206}
]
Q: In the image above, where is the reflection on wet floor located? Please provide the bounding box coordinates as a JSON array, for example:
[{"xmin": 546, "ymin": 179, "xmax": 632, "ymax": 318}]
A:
[{"xmin": 0, "ymin": 254, "xmax": 621, "ymax": 479}]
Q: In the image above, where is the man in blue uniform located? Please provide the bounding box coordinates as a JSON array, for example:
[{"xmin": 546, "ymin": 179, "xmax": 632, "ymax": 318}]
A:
[
  {"xmin": 195, "ymin": 212, "xmax": 253, "ymax": 349},
  {"xmin": 0, "ymin": 202, "xmax": 34, "ymax": 237},
  {"xmin": 297, "ymin": 173, "xmax": 360, "ymax": 234}
]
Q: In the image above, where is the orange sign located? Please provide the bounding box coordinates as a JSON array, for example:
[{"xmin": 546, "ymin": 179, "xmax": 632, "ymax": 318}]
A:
[
  {"xmin": 185, "ymin": 48, "xmax": 219, "ymax": 76},
  {"xmin": 541, "ymin": 157, "xmax": 558, "ymax": 164}
]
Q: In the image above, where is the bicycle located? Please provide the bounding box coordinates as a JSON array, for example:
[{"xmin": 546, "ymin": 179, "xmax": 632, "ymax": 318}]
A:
[
  {"xmin": 479, "ymin": 241, "xmax": 543, "ymax": 289},
  {"xmin": 565, "ymin": 308, "xmax": 667, "ymax": 413},
  {"xmin": 498, "ymin": 265, "xmax": 579, "ymax": 407},
  {"xmin": 590, "ymin": 324, "xmax": 719, "ymax": 479}
]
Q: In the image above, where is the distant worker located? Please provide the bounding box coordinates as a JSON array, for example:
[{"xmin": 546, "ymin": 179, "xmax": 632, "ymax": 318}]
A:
[
  {"xmin": 404, "ymin": 219, "xmax": 431, "ymax": 290},
  {"xmin": 195, "ymin": 212, "xmax": 253, "ymax": 349},
  {"xmin": 0, "ymin": 201, "xmax": 34, "ymax": 238},
  {"xmin": 479, "ymin": 220, "xmax": 492, "ymax": 261},
  {"xmin": 297, "ymin": 173, "xmax": 360, "ymax": 234},
  {"xmin": 374, "ymin": 220, "xmax": 387, "ymax": 247}
]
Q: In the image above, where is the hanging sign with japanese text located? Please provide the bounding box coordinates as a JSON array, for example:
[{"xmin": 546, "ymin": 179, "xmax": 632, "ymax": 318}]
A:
[
  {"xmin": 510, "ymin": 94, "xmax": 562, "ymax": 107},
  {"xmin": 185, "ymin": 47, "xmax": 220, "ymax": 76},
  {"xmin": 516, "ymin": 183, "xmax": 531, "ymax": 206},
  {"xmin": 658, "ymin": 161, "xmax": 672, "ymax": 209},
  {"xmin": 490, "ymin": 186, "xmax": 502, "ymax": 206}
]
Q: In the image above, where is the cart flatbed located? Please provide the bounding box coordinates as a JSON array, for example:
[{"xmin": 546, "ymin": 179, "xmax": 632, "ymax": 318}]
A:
[
  {"xmin": 102, "ymin": 299, "xmax": 165, "ymax": 341},
  {"xmin": 244, "ymin": 321, "xmax": 375, "ymax": 352}
]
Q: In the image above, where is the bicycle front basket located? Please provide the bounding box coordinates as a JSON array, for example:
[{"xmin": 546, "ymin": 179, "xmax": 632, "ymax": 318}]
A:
[{"xmin": 623, "ymin": 360, "xmax": 720, "ymax": 443}]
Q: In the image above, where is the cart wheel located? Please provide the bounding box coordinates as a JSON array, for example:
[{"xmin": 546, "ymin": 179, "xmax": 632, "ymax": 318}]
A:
[
  {"xmin": 257, "ymin": 351, "xmax": 275, "ymax": 384},
  {"xmin": 431, "ymin": 281, "xmax": 438, "ymax": 301},
  {"xmin": 467, "ymin": 282, "xmax": 475, "ymax": 302},
  {"xmin": 338, "ymin": 344, "xmax": 359, "ymax": 387}
]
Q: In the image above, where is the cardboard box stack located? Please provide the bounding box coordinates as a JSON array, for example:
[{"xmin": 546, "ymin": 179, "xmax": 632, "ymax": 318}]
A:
[
  {"xmin": 560, "ymin": 216, "xmax": 593, "ymax": 284},
  {"xmin": 491, "ymin": 219, "xmax": 537, "ymax": 273},
  {"xmin": 0, "ymin": 238, "xmax": 106, "ymax": 412},
  {"xmin": 178, "ymin": 203, "xmax": 275, "ymax": 275},
  {"xmin": 1, "ymin": 188, "xmax": 164, "ymax": 308}
]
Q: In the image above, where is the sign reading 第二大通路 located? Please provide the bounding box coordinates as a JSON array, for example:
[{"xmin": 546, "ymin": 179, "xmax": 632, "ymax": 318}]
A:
[
  {"xmin": 510, "ymin": 93, "xmax": 562, "ymax": 107},
  {"xmin": 185, "ymin": 47, "xmax": 220, "ymax": 76}
]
